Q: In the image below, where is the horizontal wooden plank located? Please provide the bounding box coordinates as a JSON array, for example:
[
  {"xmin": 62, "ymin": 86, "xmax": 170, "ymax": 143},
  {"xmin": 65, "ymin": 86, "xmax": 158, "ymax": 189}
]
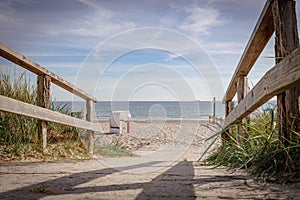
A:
[
  {"xmin": 0, "ymin": 95, "xmax": 102, "ymax": 132},
  {"xmin": 224, "ymin": 47, "xmax": 300, "ymax": 127},
  {"xmin": 0, "ymin": 42, "xmax": 97, "ymax": 102},
  {"xmin": 223, "ymin": 0, "xmax": 274, "ymax": 103}
]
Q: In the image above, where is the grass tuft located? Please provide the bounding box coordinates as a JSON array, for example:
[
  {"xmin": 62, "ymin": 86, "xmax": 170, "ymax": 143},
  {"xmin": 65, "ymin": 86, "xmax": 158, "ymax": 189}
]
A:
[
  {"xmin": 94, "ymin": 138, "xmax": 137, "ymax": 157},
  {"xmin": 204, "ymin": 105, "xmax": 300, "ymax": 181}
]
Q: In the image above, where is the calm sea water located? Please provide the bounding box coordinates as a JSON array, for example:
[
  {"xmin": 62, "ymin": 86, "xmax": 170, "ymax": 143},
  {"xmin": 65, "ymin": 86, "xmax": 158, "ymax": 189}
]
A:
[{"xmin": 53, "ymin": 101, "xmax": 225, "ymax": 121}]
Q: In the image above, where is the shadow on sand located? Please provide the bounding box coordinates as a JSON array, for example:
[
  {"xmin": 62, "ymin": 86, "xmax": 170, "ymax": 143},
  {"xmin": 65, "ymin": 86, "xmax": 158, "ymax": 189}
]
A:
[{"xmin": 0, "ymin": 161, "xmax": 249, "ymax": 199}]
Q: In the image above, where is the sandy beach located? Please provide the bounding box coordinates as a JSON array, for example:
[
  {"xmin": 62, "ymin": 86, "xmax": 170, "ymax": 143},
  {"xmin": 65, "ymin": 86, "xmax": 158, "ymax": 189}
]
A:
[
  {"xmin": 96, "ymin": 120, "xmax": 219, "ymax": 158},
  {"xmin": 1, "ymin": 121, "xmax": 299, "ymax": 199}
]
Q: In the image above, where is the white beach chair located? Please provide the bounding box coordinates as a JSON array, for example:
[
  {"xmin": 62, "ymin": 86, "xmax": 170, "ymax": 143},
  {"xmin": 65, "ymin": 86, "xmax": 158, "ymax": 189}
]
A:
[{"xmin": 109, "ymin": 111, "xmax": 131, "ymax": 134}]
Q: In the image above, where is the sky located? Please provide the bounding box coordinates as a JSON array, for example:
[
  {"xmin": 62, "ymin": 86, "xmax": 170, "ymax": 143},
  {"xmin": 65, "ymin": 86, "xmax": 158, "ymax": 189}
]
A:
[{"xmin": 0, "ymin": 0, "xmax": 299, "ymax": 101}]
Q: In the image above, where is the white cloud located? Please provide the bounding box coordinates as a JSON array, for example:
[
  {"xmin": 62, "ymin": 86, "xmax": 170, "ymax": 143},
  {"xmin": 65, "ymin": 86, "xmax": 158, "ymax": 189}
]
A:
[
  {"xmin": 160, "ymin": 3, "xmax": 224, "ymax": 36},
  {"xmin": 0, "ymin": 1, "xmax": 22, "ymax": 25},
  {"xmin": 77, "ymin": 0, "xmax": 112, "ymax": 18},
  {"xmin": 204, "ymin": 41, "xmax": 244, "ymax": 55},
  {"xmin": 53, "ymin": 0, "xmax": 136, "ymax": 37},
  {"xmin": 164, "ymin": 52, "xmax": 181, "ymax": 61},
  {"xmin": 180, "ymin": 6, "xmax": 223, "ymax": 34}
]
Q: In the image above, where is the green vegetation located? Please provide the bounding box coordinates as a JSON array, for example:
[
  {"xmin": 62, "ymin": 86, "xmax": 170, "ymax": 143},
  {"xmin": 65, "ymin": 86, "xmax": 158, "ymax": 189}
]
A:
[
  {"xmin": 0, "ymin": 71, "xmax": 38, "ymax": 146},
  {"xmin": 205, "ymin": 106, "xmax": 300, "ymax": 181},
  {"xmin": 0, "ymin": 71, "xmax": 90, "ymax": 160},
  {"xmin": 94, "ymin": 138, "xmax": 136, "ymax": 157}
]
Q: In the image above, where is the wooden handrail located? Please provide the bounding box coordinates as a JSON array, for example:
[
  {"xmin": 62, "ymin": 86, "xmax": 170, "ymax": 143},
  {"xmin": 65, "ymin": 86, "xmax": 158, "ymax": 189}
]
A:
[
  {"xmin": 224, "ymin": 47, "xmax": 300, "ymax": 127},
  {"xmin": 0, "ymin": 42, "xmax": 97, "ymax": 102},
  {"xmin": 0, "ymin": 95, "xmax": 102, "ymax": 132},
  {"xmin": 219, "ymin": 0, "xmax": 300, "ymax": 144},
  {"xmin": 222, "ymin": 0, "xmax": 274, "ymax": 103}
]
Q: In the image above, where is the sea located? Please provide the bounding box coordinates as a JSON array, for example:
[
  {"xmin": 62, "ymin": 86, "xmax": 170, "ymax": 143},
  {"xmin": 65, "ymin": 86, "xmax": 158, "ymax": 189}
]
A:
[{"xmin": 53, "ymin": 101, "xmax": 225, "ymax": 121}]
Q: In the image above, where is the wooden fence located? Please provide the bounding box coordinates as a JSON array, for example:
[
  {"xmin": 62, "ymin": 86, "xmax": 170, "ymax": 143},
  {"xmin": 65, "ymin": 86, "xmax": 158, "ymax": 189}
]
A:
[
  {"xmin": 0, "ymin": 42, "xmax": 101, "ymax": 154},
  {"xmin": 223, "ymin": 0, "xmax": 300, "ymax": 141}
]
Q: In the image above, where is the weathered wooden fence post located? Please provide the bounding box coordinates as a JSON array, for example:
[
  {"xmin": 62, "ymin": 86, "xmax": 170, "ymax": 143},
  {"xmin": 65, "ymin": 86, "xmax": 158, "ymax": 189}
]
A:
[
  {"xmin": 225, "ymin": 100, "xmax": 234, "ymax": 117},
  {"xmin": 237, "ymin": 76, "xmax": 248, "ymax": 105},
  {"xmin": 272, "ymin": 0, "xmax": 300, "ymax": 145},
  {"xmin": 212, "ymin": 97, "xmax": 216, "ymax": 124},
  {"xmin": 37, "ymin": 74, "xmax": 51, "ymax": 151},
  {"xmin": 223, "ymin": 100, "xmax": 234, "ymax": 140},
  {"xmin": 86, "ymin": 99, "xmax": 94, "ymax": 155},
  {"xmin": 237, "ymin": 75, "xmax": 249, "ymax": 140}
]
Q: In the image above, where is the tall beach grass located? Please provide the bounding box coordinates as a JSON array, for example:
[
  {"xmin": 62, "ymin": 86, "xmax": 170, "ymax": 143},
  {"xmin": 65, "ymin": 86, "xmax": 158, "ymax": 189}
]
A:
[
  {"xmin": 0, "ymin": 71, "xmax": 90, "ymax": 160},
  {"xmin": 205, "ymin": 105, "xmax": 300, "ymax": 181}
]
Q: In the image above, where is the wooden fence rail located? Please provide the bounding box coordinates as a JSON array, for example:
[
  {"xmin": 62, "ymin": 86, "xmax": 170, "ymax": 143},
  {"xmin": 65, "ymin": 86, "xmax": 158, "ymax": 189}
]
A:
[
  {"xmin": 224, "ymin": 47, "xmax": 300, "ymax": 127},
  {"xmin": 222, "ymin": 0, "xmax": 274, "ymax": 104},
  {"xmin": 223, "ymin": 0, "xmax": 300, "ymax": 142},
  {"xmin": 0, "ymin": 43, "xmax": 97, "ymax": 102},
  {"xmin": 0, "ymin": 42, "xmax": 100, "ymax": 154},
  {"xmin": 0, "ymin": 95, "xmax": 102, "ymax": 132}
]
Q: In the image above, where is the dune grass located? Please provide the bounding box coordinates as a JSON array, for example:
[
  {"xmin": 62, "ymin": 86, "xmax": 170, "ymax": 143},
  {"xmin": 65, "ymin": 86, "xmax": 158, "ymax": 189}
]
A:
[
  {"xmin": 94, "ymin": 138, "xmax": 136, "ymax": 157},
  {"xmin": 204, "ymin": 106, "xmax": 300, "ymax": 181},
  {"xmin": 0, "ymin": 71, "xmax": 90, "ymax": 160}
]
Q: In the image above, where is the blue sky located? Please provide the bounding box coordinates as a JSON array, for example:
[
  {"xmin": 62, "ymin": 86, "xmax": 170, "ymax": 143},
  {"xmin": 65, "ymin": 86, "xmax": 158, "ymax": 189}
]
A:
[{"xmin": 0, "ymin": 0, "xmax": 299, "ymax": 101}]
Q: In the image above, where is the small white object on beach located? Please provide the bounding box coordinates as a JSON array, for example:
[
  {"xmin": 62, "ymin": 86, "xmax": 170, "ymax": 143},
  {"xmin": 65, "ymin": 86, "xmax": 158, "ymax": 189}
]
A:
[{"xmin": 109, "ymin": 111, "xmax": 131, "ymax": 134}]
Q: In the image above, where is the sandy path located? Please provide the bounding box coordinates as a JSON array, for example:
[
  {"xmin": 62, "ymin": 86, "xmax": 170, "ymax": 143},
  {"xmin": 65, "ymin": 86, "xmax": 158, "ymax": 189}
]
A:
[{"xmin": 1, "ymin": 122, "xmax": 299, "ymax": 199}]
